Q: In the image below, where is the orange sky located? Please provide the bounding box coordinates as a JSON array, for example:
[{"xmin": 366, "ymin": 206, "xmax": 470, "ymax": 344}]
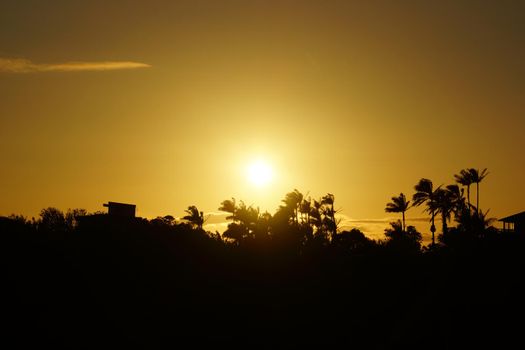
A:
[{"xmin": 1, "ymin": 1, "xmax": 524, "ymax": 240}]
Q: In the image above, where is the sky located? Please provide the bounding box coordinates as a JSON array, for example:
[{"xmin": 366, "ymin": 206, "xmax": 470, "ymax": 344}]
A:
[{"xmin": 1, "ymin": 0, "xmax": 524, "ymax": 240}]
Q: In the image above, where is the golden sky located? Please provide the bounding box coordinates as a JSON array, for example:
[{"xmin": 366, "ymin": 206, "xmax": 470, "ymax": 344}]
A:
[{"xmin": 1, "ymin": 1, "xmax": 524, "ymax": 239}]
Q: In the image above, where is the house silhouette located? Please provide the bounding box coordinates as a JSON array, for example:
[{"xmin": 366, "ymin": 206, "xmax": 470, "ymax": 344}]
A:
[
  {"xmin": 103, "ymin": 202, "xmax": 136, "ymax": 218},
  {"xmin": 499, "ymin": 211, "xmax": 525, "ymax": 234}
]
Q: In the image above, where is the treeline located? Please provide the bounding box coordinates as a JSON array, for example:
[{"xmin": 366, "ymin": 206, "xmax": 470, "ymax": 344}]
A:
[
  {"xmin": 3, "ymin": 168, "xmax": 494, "ymax": 252},
  {"xmin": 2, "ymin": 168, "xmax": 525, "ymax": 348}
]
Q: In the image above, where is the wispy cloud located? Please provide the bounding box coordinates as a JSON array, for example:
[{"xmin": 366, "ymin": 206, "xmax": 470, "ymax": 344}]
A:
[
  {"xmin": 0, "ymin": 57, "xmax": 151, "ymax": 73},
  {"xmin": 203, "ymin": 222, "xmax": 229, "ymax": 233},
  {"xmin": 337, "ymin": 214, "xmax": 433, "ymax": 242}
]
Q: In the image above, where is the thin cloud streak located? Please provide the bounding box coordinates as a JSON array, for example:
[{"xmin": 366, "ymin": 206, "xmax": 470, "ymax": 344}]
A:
[
  {"xmin": 336, "ymin": 214, "xmax": 429, "ymax": 225},
  {"xmin": 0, "ymin": 57, "xmax": 151, "ymax": 73},
  {"xmin": 337, "ymin": 213, "xmax": 435, "ymax": 244}
]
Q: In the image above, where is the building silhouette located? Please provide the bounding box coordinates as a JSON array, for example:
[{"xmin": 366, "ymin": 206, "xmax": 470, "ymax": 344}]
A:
[
  {"xmin": 499, "ymin": 211, "xmax": 525, "ymax": 234},
  {"xmin": 103, "ymin": 202, "xmax": 136, "ymax": 218}
]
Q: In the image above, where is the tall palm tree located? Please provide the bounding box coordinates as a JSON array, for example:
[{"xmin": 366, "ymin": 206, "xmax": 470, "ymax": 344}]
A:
[
  {"xmin": 412, "ymin": 178, "xmax": 439, "ymax": 246},
  {"xmin": 454, "ymin": 169, "xmax": 473, "ymax": 211},
  {"xmin": 468, "ymin": 168, "xmax": 489, "ymax": 215},
  {"xmin": 183, "ymin": 205, "xmax": 204, "ymax": 229},
  {"xmin": 385, "ymin": 193, "xmax": 411, "ymax": 232}
]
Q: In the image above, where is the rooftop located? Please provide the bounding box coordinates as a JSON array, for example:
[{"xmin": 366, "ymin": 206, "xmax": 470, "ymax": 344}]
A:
[{"xmin": 499, "ymin": 211, "xmax": 525, "ymax": 223}]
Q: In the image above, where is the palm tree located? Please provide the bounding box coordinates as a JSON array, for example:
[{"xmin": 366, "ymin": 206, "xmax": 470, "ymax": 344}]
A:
[
  {"xmin": 235, "ymin": 201, "xmax": 259, "ymax": 230},
  {"xmin": 219, "ymin": 198, "xmax": 237, "ymax": 222},
  {"xmin": 299, "ymin": 197, "xmax": 311, "ymax": 225},
  {"xmin": 383, "ymin": 220, "xmax": 422, "ymax": 253},
  {"xmin": 468, "ymin": 168, "xmax": 489, "ymax": 215},
  {"xmin": 385, "ymin": 193, "xmax": 411, "ymax": 232},
  {"xmin": 321, "ymin": 193, "xmax": 337, "ymax": 240},
  {"xmin": 309, "ymin": 199, "xmax": 323, "ymax": 236},
  {"xmin": 433, "ymin": 188, "xmax": 456, "ymax": 235},
  {"xmin": 412, "ymin": 178, "xmax": 439, "ymax": 246},
  {"xmin": 281, "ymin": 189, "xmax": 303, "ymax": 224},
  {"xmin": 183, "ymin": 205, "xmax": 204, "ymax": 229},
  {"xmin": 221, "ymin": 201, "xmax": 257, "ymax": 244},
  {"xmin": 471, "ymin": 208, "xmax": 496, "ymax": 235},
  {"xmin": 254, "ymin": 211, "xmax": 272, "ymax": 240},
  {"xmin": 454, "ymin": 169, "xmax": 473, "ymax": 211},
  {"xmin": 445, "ymin": 184, "xmax": 465, "ymax": 217}
]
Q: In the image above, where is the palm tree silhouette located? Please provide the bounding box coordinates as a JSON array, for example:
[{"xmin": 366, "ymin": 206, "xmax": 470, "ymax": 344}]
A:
[
  {"xmin": 235, "ymin": 201, "xmax": 259, "ymax": 230},
  {"xmin": 220, "ymin": 200, "xmax": 261, "ymax": 243},
  {"xmin": 446, "ymin": 184, "xmax": 465, "ymax": 216},
  {"xmin": 433, "ymin": 187, "xmax": 461, "ymax": 235},
  {"xmin": 299, "ymin": 197, "xmax": 311, "ymax": 225},
  {"xmin": 412, "ymin": 179, "xmax": 439, "ymax": 246},
  {"xmin": 385, "ymin": 193, "xmax": 411, "ymax": 232},
  {"xmin": 309, "ymin": 199, "xmax": 323, "ymax": 236},
  {"xmin": 471, "ymin": 208, "xmax": 496, "ymax": 234},
  {"xmin": 219, "ymin": 198, "xmax": 237, "ymax": 222},
  {"xmin": 183, "ymin": 205, "xmax": 204, "ymax": 229},
  {"xmin": 321, "ymin": 193, "xmax": 338, "ymax": 241},
  {"xmin": 281, "ymin": 189, "xmax": 303, "ymax": 224},
  {"xmin": 468, "ymin": 168, "xmax": 489, "ymax": 215},
  {"xmin": 454, "ymin": 169, "xmax": 473, "ymax": 211}
]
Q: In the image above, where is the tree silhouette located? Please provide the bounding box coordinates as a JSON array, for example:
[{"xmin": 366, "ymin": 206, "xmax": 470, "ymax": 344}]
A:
[
  {"xmin": 280, "ymin": 189, "xmax": 303, "ymax": 224},
  {"xmin": 412, "ymin": 179, "xmax": 438, "ymax": 246},
  {"xmin": 220, "ymin": 199, "xmax": 262, "ymax": 244},
  {"xmin": 219, "ymin": 198, "xmax": 237, "ymax": 222},
  {"xmin": 299, "ymin": 197, "xmax": 311, "ymax": 225},
  {"xmin": 235, "ymin": 201, "xmax": 259, "ymax": 232},
  {"xmin": 309, "ymin": 199, "xmax": 324, "ymax": 237},
  {"xmin": 183, "ymin": 205, "xmax": 204, "ymax": 229},
  {"xmin": 151, "ymin": 215, "xmax": 176, "ymax": 226},
  {"xmin": 39, "ymin": 207, "xmax": 67, "ymax": 234},
  {"xmin": 383, "ymin": 220, "xmax": 422, "ymax": 253},
  {"xmin": 65, "ymin": 208, "xmax": 88, "ymax": 231},
  {"xmin": 446, "ymin": 184, "xmax": 465, "ymax": 213},
  {"xmin": 222, "ymin": 222, "xmax": 249, "ymax": 244},
  {"xmin": 163, "ymin": 215, "xmax": 175, "ymax": 225},
  {"xmin": 468, "ymin": 168, "xmax": 489, "ymax": 215},
  {"xmin": 385, "ymin": 193, "xmax": 411, "ymax": 232},
  {"xmin": 321, "ymin": 193, "xmax": 337, "ymax": 241},
  {"xmin": 334, "ymin": 228, "xmax": 374, "ymax": 254},
  {"xmin": 253, "ymin": 210, "xmax": 272, "ymax": 241},
  {"xmin": 433, "ymin": 188, "xmax": 456, "ymax": 235},
  {"xmin": 454, "ymin": 169, "xmax": 473, "ymax": 211}
]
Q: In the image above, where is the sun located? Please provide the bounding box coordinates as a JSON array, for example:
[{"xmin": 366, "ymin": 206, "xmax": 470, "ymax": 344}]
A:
[{"xmin": 246, "ymin": 160, "xmax": 274, "ymax": 187}]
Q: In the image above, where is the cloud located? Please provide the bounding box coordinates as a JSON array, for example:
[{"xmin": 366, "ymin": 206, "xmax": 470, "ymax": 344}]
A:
[
  {"xmin": 336, "ymin": 213, "xmax": 429, "ymax": 226},
  {"xmin": 0, "ymin": 57, "xmax": 151, "ymax": 73},
  {"xmin": 203, "ymin": 211, "xmax": 230, "ymax": 224},
  {"xmin": 336, "ymin": 213, "xmax": 434, "ymax": 242},
  {"xmin": 203, "ymin": 222, "xmax": 229, "ymax": 233}
]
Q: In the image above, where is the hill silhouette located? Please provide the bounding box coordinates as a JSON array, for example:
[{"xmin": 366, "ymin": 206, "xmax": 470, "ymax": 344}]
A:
[{"xmin": 3, "ymin": 168, "xmax": 525, "ymax": 348}]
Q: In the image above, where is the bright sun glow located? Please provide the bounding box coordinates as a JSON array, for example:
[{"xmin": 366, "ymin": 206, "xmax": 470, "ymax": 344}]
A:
[{"xmin": 247, "ymin": 160, "xmax": 274, "ymax": 187}]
